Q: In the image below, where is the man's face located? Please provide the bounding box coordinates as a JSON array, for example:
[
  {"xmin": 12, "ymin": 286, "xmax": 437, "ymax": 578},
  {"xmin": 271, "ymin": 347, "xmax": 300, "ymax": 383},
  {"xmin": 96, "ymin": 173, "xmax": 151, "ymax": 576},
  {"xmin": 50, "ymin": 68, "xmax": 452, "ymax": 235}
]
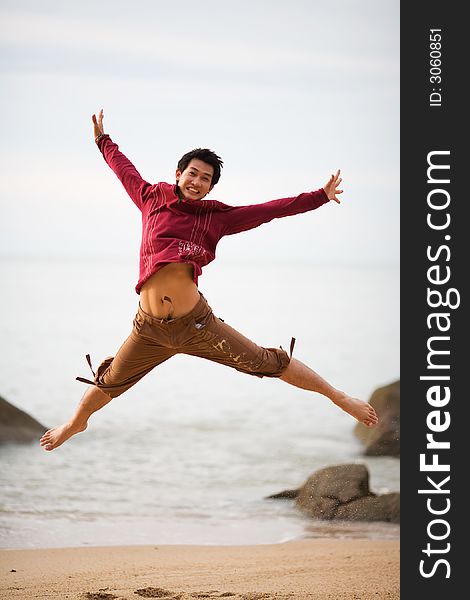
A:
[{"xmin": 176, "ymin": 159, "xmax": 214, "ymax": 201}]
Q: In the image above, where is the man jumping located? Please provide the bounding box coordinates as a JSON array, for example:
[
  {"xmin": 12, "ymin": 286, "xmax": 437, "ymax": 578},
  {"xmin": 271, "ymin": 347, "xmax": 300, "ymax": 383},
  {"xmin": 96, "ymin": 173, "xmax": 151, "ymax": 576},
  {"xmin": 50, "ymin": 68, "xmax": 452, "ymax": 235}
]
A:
[{"xmin": 40, "ymin": 109, "xmax": 378, "ymax": 452}]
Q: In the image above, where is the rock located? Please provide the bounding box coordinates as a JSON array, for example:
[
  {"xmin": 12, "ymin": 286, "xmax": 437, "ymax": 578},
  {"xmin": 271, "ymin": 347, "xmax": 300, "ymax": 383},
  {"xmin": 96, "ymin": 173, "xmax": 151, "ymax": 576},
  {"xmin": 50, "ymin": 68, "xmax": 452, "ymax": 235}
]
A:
[
  {"xmin": 354, "ymin": 380, "xmax": 400, "ymax": 456},
  {"xmin": 296, "ymin": 464, "xmax": 373, "ymax": 518},
  {"xmin": 297, "ymin": 463, "xmax": 371, "ymax": 509},
  {"xmin": 0, "ymin": 395, "xmax": 47, "ymax": 444},
  {"xmin": 304, "ymin": 496, "xmax": 340, "ymax": 520},
  {"xmin": 265, "ymin": 489, "xmax": 299, "ymax": 499},
  {"xmin": 334, "ymin": 493, "xmax": 400, "ymax": 523},
  {"xmin": 292, "ymin": 463, "xmax": 400, "ymax": 523}
]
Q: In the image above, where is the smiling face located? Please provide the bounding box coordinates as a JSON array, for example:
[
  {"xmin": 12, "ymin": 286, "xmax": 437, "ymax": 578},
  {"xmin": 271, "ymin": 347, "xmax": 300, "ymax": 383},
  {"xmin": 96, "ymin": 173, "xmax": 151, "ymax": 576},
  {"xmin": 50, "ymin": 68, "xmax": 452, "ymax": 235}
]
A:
[{"xmin": 175, "ymin": 159, "xmax": 214, "ymax": 201}]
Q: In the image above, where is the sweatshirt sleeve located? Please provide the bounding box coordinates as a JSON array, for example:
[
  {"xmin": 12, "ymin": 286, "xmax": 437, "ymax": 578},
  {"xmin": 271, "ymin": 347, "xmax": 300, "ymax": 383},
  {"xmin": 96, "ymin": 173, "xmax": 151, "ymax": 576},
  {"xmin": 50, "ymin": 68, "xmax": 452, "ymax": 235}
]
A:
[
  {"xmin": 217, "ymin": 189, "xmax": 330, "ymax": 236},
  {"xmin": 97, "ymin": 135, "xmax": 152, "ymax": 210}
]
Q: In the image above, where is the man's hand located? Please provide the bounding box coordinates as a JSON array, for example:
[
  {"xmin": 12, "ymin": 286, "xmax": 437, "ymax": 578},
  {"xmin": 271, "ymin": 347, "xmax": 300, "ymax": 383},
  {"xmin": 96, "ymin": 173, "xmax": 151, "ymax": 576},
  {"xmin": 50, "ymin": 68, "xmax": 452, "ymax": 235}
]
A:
[
  {"xmin": 322, "ymin": 169, "xmax": 343, "ymax": 204},
  {"xmin": 92, "ymin": 109, "xmax": 105, "ymax": 141}
]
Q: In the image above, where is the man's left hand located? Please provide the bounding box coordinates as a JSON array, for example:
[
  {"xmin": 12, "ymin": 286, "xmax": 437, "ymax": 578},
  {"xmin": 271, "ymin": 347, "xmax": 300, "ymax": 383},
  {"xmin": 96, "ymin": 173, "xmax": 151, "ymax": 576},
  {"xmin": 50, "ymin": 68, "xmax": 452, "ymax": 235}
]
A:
[{"xmin": 322, "ymin": 169, "xmax": 343, "ymax": 203}]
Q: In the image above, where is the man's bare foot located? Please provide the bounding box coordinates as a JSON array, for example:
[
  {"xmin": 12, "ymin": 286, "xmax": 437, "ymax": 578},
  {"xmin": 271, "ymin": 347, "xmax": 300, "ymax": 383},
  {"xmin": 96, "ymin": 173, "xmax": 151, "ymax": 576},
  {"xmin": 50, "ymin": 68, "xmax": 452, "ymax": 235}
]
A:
[
  {"xmin": 333, "ymin": 393, "xmax": 379, "ymax": 426},
  {"xmin": 39, "ymin": 420, "xmax": 88, "ymax": 451}
]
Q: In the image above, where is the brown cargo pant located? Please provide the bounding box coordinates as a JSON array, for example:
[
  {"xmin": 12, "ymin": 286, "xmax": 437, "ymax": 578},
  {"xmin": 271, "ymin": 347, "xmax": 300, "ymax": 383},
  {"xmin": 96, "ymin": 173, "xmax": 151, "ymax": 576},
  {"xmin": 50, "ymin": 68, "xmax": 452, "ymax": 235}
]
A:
[{"xmin": 77, "ymin": 293, "xmax": 295, "ymax": 398}]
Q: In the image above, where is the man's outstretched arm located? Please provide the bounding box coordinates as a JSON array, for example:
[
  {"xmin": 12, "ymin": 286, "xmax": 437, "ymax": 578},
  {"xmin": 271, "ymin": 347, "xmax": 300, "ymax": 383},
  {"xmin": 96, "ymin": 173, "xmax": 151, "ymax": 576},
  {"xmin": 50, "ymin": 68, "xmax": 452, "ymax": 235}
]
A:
[
  {"xmin": 92, "ymin": 109, "xmax": 152, "ymax": 211},
  {"xmin": 217, "ymin": 170, "xmax": 343, "ymax": 237}
]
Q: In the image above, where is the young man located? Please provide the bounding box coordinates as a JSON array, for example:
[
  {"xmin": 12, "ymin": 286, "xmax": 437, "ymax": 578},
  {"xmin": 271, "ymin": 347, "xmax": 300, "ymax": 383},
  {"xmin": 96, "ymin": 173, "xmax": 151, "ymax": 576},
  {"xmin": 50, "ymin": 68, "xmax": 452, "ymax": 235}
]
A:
[{"xmin": 40, "ymin": 109, "xmax": 378, "ymax": 452}]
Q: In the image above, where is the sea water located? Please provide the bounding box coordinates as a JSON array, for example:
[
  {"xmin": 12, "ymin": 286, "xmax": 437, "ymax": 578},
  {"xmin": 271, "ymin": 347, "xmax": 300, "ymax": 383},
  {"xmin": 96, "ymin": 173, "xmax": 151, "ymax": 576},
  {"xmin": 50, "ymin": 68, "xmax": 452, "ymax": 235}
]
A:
[{"xmin": 0, "ymin": 257, "xmax": 399, "ymax": 548}]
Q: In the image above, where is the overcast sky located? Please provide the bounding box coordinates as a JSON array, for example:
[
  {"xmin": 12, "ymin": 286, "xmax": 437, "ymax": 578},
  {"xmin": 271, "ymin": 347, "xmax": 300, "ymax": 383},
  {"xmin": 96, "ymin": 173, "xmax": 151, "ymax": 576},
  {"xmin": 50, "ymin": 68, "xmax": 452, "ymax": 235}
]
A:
[{"xmin": 0, "ymin": 0, "xmax": 399, "ymax": 266}]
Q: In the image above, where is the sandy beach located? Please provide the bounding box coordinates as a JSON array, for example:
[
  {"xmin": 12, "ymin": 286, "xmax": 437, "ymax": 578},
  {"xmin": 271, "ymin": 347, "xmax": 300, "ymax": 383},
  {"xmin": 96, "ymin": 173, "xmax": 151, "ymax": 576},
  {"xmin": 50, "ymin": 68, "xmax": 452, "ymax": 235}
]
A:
[{"xmin": 1, "ymin": 539, "xmax": 399, "ymax": 600}]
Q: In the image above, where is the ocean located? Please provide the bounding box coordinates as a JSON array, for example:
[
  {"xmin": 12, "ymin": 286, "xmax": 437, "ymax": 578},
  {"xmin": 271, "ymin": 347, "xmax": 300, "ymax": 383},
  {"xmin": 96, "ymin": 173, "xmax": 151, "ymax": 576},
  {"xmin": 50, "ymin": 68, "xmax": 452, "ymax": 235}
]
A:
[{"xmin": 0, "ymin": 257, "xmax": 399, "ymax": 548}]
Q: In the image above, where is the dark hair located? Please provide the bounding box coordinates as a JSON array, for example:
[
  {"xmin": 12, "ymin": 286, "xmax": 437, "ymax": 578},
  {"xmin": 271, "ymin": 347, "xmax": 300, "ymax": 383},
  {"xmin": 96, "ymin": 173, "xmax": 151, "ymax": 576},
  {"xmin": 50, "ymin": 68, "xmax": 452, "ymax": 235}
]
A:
[{"xmin": 177, "ymin": 148, "xmax": 223, "ymax": 186}]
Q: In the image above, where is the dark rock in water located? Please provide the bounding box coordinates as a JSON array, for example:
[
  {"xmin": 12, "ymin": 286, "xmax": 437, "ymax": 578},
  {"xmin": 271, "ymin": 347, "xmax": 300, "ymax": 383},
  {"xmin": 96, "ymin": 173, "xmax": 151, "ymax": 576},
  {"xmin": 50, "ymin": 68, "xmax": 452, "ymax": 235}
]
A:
[
  {"xmin": 0, "ymin": 395, "xmax": 47, "ymax": 444},
  {"xmin": 334, "ymin": 492, "xmax": 400, "ymax": 523},
  {"xmin": 296, "ymin": 464, "xmax": 373, "ymax": 519},
  {"xmin": 288, "ymin": 463, "xmax": 400, "ymax": 523},
  {"xmin": 297, "ymin": 463, "xmax": 371, "ymax": 506},
  {"xmin": 354, "ymin": 380, "xmax": 400, "ymax": 457},
  {"xmin": 265, "ymin": 488, "xmax": 299, "ymax": 499}
]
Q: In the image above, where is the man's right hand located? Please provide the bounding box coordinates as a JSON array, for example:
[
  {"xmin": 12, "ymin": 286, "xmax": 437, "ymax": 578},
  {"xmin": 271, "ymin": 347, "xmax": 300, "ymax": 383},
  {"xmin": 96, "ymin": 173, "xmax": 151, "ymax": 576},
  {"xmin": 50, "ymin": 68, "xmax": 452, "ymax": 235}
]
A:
[{"xmin": 92, "ymin": 109, "xmax": 105, "ymax": 141}]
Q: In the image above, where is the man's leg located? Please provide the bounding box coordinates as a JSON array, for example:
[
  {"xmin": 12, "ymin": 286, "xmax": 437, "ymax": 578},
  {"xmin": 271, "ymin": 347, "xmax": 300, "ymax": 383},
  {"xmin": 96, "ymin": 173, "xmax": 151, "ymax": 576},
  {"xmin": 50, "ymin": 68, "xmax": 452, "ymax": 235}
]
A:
[
  {"xmin": 40, "ymin": 310, "xmax": 177, "ymax": 451},
  {"xmin": 279, "ymin": 357, "xmax": 378, "ymax": 426},
  {"xmin": 40, "ymin": 385, "xmax": 113, "ymax": 451},
  {"xmin": 183, "ymin": 304, "xmax": 378, "ymax": 427}
]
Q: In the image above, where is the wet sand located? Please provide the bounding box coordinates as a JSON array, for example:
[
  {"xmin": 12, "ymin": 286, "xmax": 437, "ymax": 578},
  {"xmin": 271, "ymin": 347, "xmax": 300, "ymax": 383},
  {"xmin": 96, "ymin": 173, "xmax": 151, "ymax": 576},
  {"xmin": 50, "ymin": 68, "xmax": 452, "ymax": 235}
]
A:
[{"xmin": 1, "ymin": 539, "xmax": 399, "ymax": 599}]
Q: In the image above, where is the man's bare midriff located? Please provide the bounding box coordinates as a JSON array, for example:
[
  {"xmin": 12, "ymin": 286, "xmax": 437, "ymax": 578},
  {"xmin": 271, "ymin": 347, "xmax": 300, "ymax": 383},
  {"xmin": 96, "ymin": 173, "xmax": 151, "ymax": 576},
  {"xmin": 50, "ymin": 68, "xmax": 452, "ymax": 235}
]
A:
[{"xmin": 139, "ymin": 263, "xmax": 200, "ymax": 319}]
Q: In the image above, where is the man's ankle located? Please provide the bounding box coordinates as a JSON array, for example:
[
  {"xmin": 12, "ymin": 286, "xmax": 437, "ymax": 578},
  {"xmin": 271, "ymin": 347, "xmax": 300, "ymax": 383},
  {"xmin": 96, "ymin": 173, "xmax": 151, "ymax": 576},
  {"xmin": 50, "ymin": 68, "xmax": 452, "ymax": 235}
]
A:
[
  {"xmin": 330, "ymin": 389, "xmax": 347, "ymax": 405},
  {"xmin": 70, "ymin": 415, "xmax": 89, "ymax": 429}
]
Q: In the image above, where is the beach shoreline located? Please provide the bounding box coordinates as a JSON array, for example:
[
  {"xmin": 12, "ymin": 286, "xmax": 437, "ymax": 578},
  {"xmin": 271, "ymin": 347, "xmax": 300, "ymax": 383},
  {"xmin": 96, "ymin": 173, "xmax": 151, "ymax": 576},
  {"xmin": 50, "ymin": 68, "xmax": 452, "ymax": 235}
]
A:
[{"xmin": 1, "ymin": 538, "xmax": 399, "ymax": 600}]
